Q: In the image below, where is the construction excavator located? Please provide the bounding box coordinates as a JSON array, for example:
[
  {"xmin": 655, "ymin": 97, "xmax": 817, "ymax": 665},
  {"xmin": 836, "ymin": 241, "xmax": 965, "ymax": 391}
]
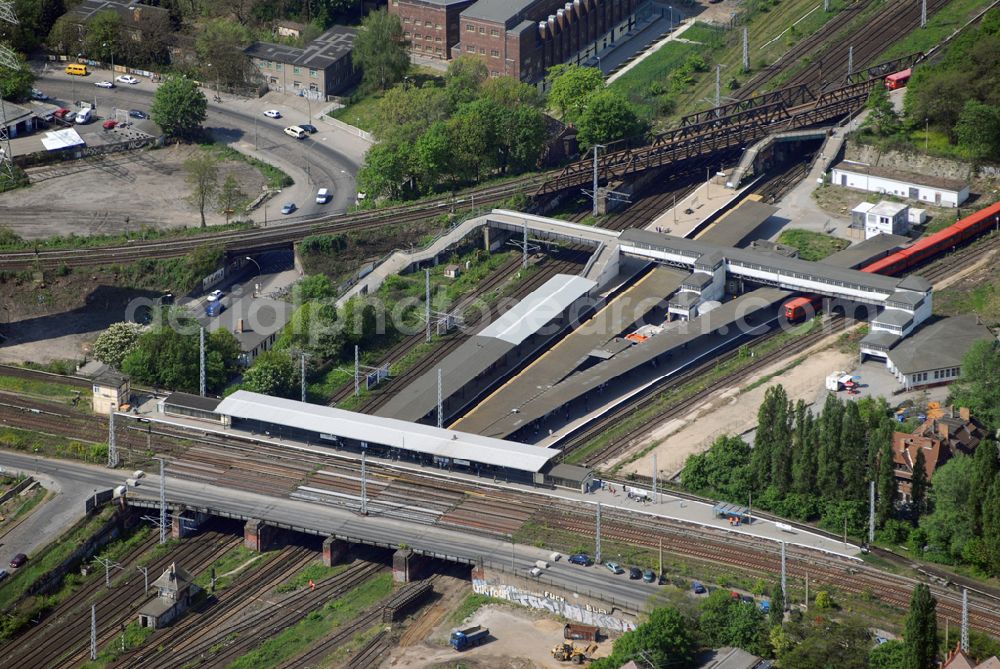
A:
[{"xmin": 551, "ymin": 642, "xmax": 598, "ymax": 663}]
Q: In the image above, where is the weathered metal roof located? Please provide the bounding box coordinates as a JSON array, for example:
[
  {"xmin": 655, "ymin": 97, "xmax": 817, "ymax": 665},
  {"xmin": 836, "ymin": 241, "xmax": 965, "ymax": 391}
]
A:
[{"xmin": 478, "ymin": 274, "xmax": 595, "ymax": 345}]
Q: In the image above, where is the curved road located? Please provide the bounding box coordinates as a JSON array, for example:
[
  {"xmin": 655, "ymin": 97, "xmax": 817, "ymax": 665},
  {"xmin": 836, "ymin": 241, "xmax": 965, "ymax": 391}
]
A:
[{"xmin": 31, "ymin": 67, "xmax": 366, "ymax": 218}]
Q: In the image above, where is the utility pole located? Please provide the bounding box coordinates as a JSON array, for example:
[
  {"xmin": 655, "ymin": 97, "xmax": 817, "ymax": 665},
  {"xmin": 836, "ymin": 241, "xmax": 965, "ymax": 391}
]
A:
[
  {"xmin": 591, "ymin": 144, "xmax": 601, "ymax": 217},
  {"xmin": 137, "ymin": 565, "xmax": 149, "ymax": 593},
  {"xmin": 300, "ymin": 352, "xmax": 307, "ymax": 403},
  {"xmin": 961, "ymin": 588, "xmax": 969, "ymax": 652},
  {"xmin": 805, "ymin": 571, "xmax": 809, "ymax": 611},
  {"xmin": 824, "ymin": 0, "xmax": 830, "ymax": 10},
  {"xmin": 158, "ymin": 458, "xmax": 167, "ymax": 544},
  {"xmin": 652, "ymin": 453, "xmax": 657, "ymax": 504},
  {"xmin": 95, "ymin": 556, "xmax": 122, "ymax": 588},
  {"xmin": 742, "ymin": 27, "xmax": 749, "ymax": 72},
  {"xmin": 360, "ymin": 443, "xmax": 368, "ymax": 515},
  {"xmin": 107, "ymin": 411, "xmax": 118, "ymax": 469},
  {"xmin": 847, "ymin": 45, "xmax": 853, "ymax": 76},
  {"xmin": 595, "ymin": 502, "xmax": 602, "ymax": 563},
  {"xmin": 199, "ymin": 326, "xmax": 206, "ymax": 397},
  {"xmin": 354, "ymin": 345, "xmax": 360, "ymax": 396},
  {"xmin": 658, "ymin": 537, "xmax": 663, "ymax": 576},
  {"xmin": 715, "ymin": 64, "xmax": 722, "ymax": 108},
  {"xmin": 920, "ymin": 0, "xmax": 927, "ymax": 28},
  {"xmin": 436, "ymin": 368, "xmax": 444, "ymax": 428},
  {"xmin": 868, "ymin": 480, "xmax": 875, "ymax": 545},
  {"xmin": 511, "ymin": 534, "xmax": 515, "ymax": 570},
  {"xmin": 780, "ymin": 541, "xmax": 787, "ymax": 611},
  {"xmin": 522, "ymin": 222, "xmax": 528, "ymax": 269},
  {"xmin": 90, "ymin": 605, "xmax": 97, "ymax": 660},
  {"xmin": 425, "ymin": 269, "xmax": 431, "ymax": 343}
]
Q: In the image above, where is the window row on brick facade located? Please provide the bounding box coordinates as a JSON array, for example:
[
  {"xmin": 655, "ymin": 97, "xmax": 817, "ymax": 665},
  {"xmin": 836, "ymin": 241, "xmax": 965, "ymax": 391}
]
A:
[
  {"xmin": 405, "ymin": 32, "xmax": 443, "ymax": 42},
  {"xmin": 403, "ymin": 17, "xmax": 442, "ymax": 29},
  {"xmin": 464, "ymin": 23, "xmax": 499, "ymax": 37}
]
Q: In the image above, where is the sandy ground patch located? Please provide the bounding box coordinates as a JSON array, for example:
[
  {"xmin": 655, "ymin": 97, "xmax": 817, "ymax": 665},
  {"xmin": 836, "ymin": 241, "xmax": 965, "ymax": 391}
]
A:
[
  {"xmin": 0, "ymin": 144, "xmax": 267, "ymax": 240},
  {"xmin": 384, "ymin": 604, "xmax": 612, "ymax": 669},
  {"xmin": 617, "ymin": 335, "xmax": 857, "ymax": 479}
]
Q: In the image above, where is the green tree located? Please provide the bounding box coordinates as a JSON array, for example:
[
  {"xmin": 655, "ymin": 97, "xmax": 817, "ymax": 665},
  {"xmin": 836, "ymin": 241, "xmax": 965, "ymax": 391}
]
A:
[
  {"xmin": 196, "ymin": 18, "xmax": 254, "ymax": 89},
  {"xmin": 863, "ymin": 83, "xmax": 899, "ymax": 136},
  {"xmin": 955, "ymin": 100, "xmax": 1000, "ymax": 161},
  {"xmin": 982, "ymin": 477, "xmax": 1000, "ymax": 576},
  {"xmin": 216, "ymin": 173, "xmax": 247, "ymax": 224},
  {"xmin": 369, "ymin": 84, "xmax": 451, "ymax": 141},
  {"xmin": 92, "ymin": 322, "xmax": 144, "ymax": 368},
  {"xmin": 681, "ymin": 435, "xmax": 752, "ymax": 501},
  {"xmin": 791, "ymin": 407, "xmax": 818, "ymax": 493},
  {"xmin": 950, "ymin": 340, "xmax": 1000, "ymax": 429},
  {"xmin": 151, "ymin": 76, "xmax": 208, "ymax": 139},
  {"xmin": 0, "ymin": 0, "xmax": 65, "ymax": 52},
  {"xmin": 412, "ymin": 121, "xmax": 453, "ymax": 191},
  {"xmin": 779, "ymin": 617, "xmax": 871, "ymax": 669},
  {"xmin": 576, "ymin": 89, "xmax": 647, "ymax": 151},
  {"xmin": 184, "ymin": 153, "xmax": 220, "ymax": 228},
  {"xmin": 911, "ymin": 448, "xmax": 928, "ymax": 521},
  {"xmin": 752, "ymin": 385, "xmax": 792, "ymax": 493},
  {"xmin": 445, "ymin": 55, "xmax": 489, "ymax": 106},
  {"xmin": 447, "ymin": 103, "xmax": 496, "ymax": 182},
  {"xmin": 591, "ymin": 606, "xmax": 696, "ymax": 669},
  {"xmin": 877, "ymin": 436, "xmax": 897, "ymax": 527},
  {"xmin": 547, "ymin": 63, "xmax": 605, "ymax": 123},
  {"xmin": 0, "ymin": 45, "xmax": 34, "ymax": 102},
  {"xmin": 817, "ymin": 394, "xmax": 845, "ymax": 498},
  {"xmin": 354, "ymin": 10, "xmax": 409, "ymax": 92},
  {"xmin": 84, "ymin": 10, "xmax": 122, "ymax": 63},
  {"xmin": 970, "ymin": 440, "xmax": 999, "ymax": 534},
  {"xmin": 814, "ymin": 590, "xmax": 833, "ymax": 609},
  {"xmin": 293, "ymin": 274, "xmax": 335, "ymax": 301},
  {"xmin": 840, "ymin": 401, "xmax": 868, "ymax": 500},
  {"xmin": 870, "ymin": 640, "xmax": 908, "ymax": 669},
  {"xmin": 903, "ymin": 583, "xmax": 938, "ymax": 669},
  {"xmin": 769, "ymin": 582, "xmax": 784, "ymax": 627},
  {"xmin": 47, "ymin": 15, "xmax": 83, "ymax": 56},
  {"xmin": 121, "ymin": 320, "xmax": 240, "ymax": 393},
  {"xmin": 356, "ymin": 139, "xmax": 410, "ymax": 200},
  {"xmin": 241, "ymin": 350, "xmax": 296, "ymax": 397},
  {"xmin": 920, "ymin": 454, "xmax": 977, "ymax": 562}
]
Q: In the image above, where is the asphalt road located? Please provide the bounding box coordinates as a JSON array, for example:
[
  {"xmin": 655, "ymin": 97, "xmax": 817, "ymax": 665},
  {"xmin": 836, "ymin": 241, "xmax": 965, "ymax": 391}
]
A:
[
  {"xmin": 0, "ymin": 450, "xmax": 657, "ymax": 613},
  {"xmin": 31, "ymin": 70, "xmax": 363, "ymax": 217}
]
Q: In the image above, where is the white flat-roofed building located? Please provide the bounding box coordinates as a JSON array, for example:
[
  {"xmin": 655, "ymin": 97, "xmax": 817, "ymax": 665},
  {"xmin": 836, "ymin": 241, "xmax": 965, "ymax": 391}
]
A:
[
  {"xmin": 830, "ymin": 161, "xmax": 970, "ymax": 207},
  {"xmin": 864, "ymin": 201, "xmax": 909, "ymax": 239}
]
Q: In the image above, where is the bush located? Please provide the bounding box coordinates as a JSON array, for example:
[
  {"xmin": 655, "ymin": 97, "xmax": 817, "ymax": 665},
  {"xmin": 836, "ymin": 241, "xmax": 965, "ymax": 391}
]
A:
[{"xmin": 814, "ymin": 590, "xmax": 834, "ymax": 609}]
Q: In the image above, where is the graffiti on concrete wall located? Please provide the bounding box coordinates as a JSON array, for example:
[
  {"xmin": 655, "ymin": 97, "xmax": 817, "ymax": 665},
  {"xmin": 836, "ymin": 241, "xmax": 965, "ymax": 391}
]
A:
[{"xmin": 472, "ymin": 578, "xmax": 637, "ymax": 633}]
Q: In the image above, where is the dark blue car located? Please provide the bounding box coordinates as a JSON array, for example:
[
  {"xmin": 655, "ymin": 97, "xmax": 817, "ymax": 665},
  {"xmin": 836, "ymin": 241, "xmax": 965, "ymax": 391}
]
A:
[{"xmin": 568, "ymin": 553, "xmax": 593, "ymax": 566}]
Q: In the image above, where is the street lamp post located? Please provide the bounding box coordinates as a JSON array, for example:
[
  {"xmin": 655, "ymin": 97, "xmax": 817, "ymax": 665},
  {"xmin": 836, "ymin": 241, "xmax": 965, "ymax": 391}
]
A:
[{"xmin": 245, "ymin": 256, "xmax": 261, "ymax": 296}]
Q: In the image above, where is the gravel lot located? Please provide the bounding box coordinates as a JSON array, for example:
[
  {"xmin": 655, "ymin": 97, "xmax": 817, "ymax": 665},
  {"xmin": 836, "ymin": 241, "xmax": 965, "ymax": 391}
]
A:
[{"xmin": 0, "ymin": 144, "xmax": 267, "ymax": 240}]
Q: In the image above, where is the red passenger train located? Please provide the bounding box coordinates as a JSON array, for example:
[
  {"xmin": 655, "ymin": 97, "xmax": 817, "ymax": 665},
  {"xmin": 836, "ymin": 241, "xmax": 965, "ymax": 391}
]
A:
[
  {"xmin": 885, "ymin": 68, "xmax": 912, "ymax": 90},
  {"xmin": 783, "ymin": 200, "xmax": 1000, "ymax": 321}
]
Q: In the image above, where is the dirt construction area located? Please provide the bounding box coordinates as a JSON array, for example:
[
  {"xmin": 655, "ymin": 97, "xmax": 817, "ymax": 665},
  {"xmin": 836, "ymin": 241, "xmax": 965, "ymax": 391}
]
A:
[
  {"xmin": 0, "ymin": 144, "xmax": 267, "ymax": 239},
  {"xmin": 385, "ymin": 604, "xmax": 613, "ymax": 669}
]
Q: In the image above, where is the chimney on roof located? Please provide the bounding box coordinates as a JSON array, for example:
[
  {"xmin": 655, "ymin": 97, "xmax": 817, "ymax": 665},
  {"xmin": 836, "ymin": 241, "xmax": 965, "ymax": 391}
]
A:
[
  {"xmin": 938, "ymin": 421, "xmax": 949, "ymax": 440},
  {"xmin": 950, "ymin": 405, "xmax": 954, "ymax": 418},
  {"xmin": 169, "ymin": 563, "xmax": 176, "ymax": 581},
  {"xmin": 959, "ymin": 407, "xmax": 970, "ymax": 422},
  {"xmin": 237, "ymin": 318, "xmax": 244, "ymax": 333}
]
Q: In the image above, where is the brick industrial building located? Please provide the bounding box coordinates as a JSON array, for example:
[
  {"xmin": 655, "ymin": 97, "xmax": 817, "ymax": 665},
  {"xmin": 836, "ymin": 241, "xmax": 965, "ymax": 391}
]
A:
[
  {"xmin": 245, "ymin": 27, "xmax": 359, "ymax": 98},
  {"xmin": 390, "ymin": 0, "xmax": 640, "ymax": 81}
]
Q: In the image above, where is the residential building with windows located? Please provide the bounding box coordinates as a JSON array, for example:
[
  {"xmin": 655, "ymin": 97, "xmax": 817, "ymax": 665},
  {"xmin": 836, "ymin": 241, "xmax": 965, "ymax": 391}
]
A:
[
  {"xmin": 830, "ymin": 160, "xmax": 970, "ymax": 208},
  {"xmin": 453, "ymin": 0, "xmax": 639, "ymax": 82},
  {"xmin": 891, "ymin": 407, "xmax": 986, "ymax": 502},
  {"xmin": 389, "ymin": 0, "xmax": 477, "ymax": 61},
  {"xmin": 245, "ymin": 26, "xmax": 359, "ymax": 99},
  {"xmin": 880, "ymin": 314, "xmax": 996, "ymax": 390}
]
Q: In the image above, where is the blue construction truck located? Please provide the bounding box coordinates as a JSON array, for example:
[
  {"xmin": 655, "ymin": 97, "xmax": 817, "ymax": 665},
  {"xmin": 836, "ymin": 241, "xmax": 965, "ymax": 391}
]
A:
[{"xmin": 450, "ymin": 625, "xmax": 489, "ymax": 651}]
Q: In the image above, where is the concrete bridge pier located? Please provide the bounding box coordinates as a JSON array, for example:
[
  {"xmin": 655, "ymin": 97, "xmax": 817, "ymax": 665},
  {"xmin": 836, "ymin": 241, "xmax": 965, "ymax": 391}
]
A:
[
  {"xmin": 171, "ymin": 510, "xmax": 208, "ymax": 539},
  {"xmin": 244, "ymin": 518, "xmax": 281, "ymax": 552},
  {"xmin": 322, "ymin": 536, "xmax": 349, "ymax": 566},
  {"xmin": 393, "ymin": 548, "xmax": 427, "ymax": 583}
]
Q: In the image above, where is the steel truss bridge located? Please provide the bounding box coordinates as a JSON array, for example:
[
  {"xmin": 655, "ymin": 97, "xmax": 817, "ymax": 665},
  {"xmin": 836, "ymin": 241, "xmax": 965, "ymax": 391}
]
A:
[{"xmin": 535, "ymin": 53, "xmax": 922, "ymax": 196}]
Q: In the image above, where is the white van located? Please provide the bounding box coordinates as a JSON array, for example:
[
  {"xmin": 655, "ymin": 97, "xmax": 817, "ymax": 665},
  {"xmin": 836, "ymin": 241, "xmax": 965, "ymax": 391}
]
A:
[
  {"xmin": 283, "ymin": 126, "xmax": 307, "ymax": 139},
  {"xmin": 316, "ymin": 188, "xmax": 330, "ymax": 204},
  {"xmin": 75, "ymin": 108, "xmax": 93, "ymax": 124}
]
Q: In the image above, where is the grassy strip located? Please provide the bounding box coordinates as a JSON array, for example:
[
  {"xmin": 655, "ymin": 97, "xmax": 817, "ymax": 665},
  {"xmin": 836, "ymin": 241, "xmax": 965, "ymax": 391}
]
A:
[
  {"xmin": 199, "ymin": 142, "xmax": 293, "ymax": 189},
  {"xmin": 193, "ymin": 544, "xmax": 270, "ymax": 591},
  {"xmin": 0, "ymin": 374, "xmax": 85, "ymax": 402},
  {"xmin": 0, "ymin": 425, "xmax": 106, "ymax": 464},
  {"xmin": 227, "ymin": 572, "xmax": 394, "ymax": 669},
  {"xmin": 5, "ymin": 486, "xmax": 49, "ymax": 524},
  {"xmin": 328, "ymin": 94, "xmax": 384, "ymax": 133},
  {"xmin": 447, "ymin": 592, "xmax": 508, "ymax": 626},
  {"xmin": 315, "ymin": 624, "xmax": 385, "ymax": 666},
  {"xmin": 610, "ymin": 39, "xmax": 704, "ymax": 120},
  {"xmin": 81, "ymin": 621, "xmax": 155, "ymax": 669},
  {"xmin": 776, "ymin": 229, "xmax": 850, "ymax": 261},
  {"xmin": 275, "ymin": 561, "xmax": 349, "ymax": 593},
  {"xmin": 878, "ymin": 0, "xmax": 991, "ymax": 60},
  {"xmin": 0, "ymin": 220, "xmax": 252, "ymax": 252},
  {"xmin": 564, "ymin": 319, "xmax": 821, "ymax": 467}
]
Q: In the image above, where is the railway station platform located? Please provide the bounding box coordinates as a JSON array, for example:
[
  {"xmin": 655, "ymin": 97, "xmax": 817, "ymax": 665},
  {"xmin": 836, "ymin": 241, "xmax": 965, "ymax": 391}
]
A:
[
  {"xmin": 451, "ymin": 265, "xmax": 687, "ymax": 436},
  {"xmin": 696, "ymin": 200, "xmax": 779, "ymax": 248}
]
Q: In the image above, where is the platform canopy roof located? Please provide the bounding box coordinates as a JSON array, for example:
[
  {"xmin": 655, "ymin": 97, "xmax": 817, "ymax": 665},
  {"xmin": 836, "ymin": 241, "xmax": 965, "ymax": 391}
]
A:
[
  {"xmin": 215, "ymin": 391, "xmax": 557, "ymax": 472},
  {"xmin": 478, "ymin": 274, "xmax": 595, "ymax": 345}
]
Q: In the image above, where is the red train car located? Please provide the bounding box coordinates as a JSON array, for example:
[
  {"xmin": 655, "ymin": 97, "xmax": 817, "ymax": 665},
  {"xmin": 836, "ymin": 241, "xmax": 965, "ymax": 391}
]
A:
[
  {"xmin": 885, "ymin": 69, "xmax": 911, "ymax": 90},
  {"xmin": 783, "ymin": 201, "xmax": 1000, "ymax": 321}
]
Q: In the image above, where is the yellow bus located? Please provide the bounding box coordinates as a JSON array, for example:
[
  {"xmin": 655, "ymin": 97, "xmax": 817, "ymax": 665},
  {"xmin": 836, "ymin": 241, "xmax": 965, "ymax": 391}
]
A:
[{"xmin": 65, "ymin": 63, "xmax": 88, "ymax": 76}]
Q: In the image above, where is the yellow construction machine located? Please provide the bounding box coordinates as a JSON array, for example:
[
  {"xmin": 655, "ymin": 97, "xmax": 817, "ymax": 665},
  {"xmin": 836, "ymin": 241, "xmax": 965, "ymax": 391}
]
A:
[{"xmin": 551, "ymin": 642, "xmax": 597, "ymax": 663}]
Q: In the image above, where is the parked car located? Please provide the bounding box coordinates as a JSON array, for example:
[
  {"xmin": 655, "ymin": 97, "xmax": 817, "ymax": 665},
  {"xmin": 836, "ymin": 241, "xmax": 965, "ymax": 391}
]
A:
[
  {"xmin": 102, "ymin": 119, "xmax": 118, "ymax": 130},
  {"xmin": 642, "ymin": 569, "xmax": 656, "ymax": 583},
  {"xmin": 30, "ymin": 88, "xmax": 48, "ymax": 100},
  {"xmin": 299, "ymin": 123, "xmax": 318, "ymax": 134},
  {"xmin": 604, "ymin": 561, "xmax": 624, "ymax": 575},
  {"xmin": 529, "ymin": 567, "xmax": 543, "ymax": 577},
  {"xmin": 283, "ymin": 126, "xmax": 307, "ymax": 139},
  {"xmin": 281, "ymin": 202, "xmax": 296, "ymax": 215},
  {"xmin": 692, "ymin": 581, "xmax": 707, "ymax": 594},
  {"xmin": 315, "ymin": 188, "xmax": 331, "ymax": 204},
  {"xmin": 115, "ymin": 74, "xmax": 138, "ymax": 85},
  {"xmin": 128, "ymin": 110, "xmax": 149, "ymax": 119},
  {"xmin": 63, "ymin": 110, "xmax": 78, "ymax": 123},
  {"xmin": 628, "ymin": 566, "xmax": 642, "ymax": 580},
  {"xmin": 9, "ymin": 553, "xmax": 27, "ymax": 569},
  {"xmin": 263, "ymin": 109, "xmax": 281, "ymax": 118},
  {"xmin": 75, "ymin": 108, "xmax": 93, "ymax": 124},
  {"xmin": 94, "ymin": 80, "xmax": 115, "ymax": 88},
  {"xmin": 0, "ymin": 569, "xmax": 8, "ymax": 581},
  {"xmin": 207, "ymin": 289, "xmax": 223, "ymax": 302},
  {"xmin": 568, "ymin": 553, "xmax": 592, "ymax": 566},
  {"xmin": 657, "ymin": 573, "xmax": 668, "ymax": 585}
]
